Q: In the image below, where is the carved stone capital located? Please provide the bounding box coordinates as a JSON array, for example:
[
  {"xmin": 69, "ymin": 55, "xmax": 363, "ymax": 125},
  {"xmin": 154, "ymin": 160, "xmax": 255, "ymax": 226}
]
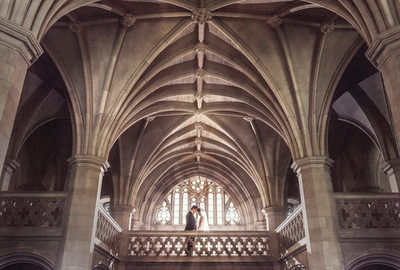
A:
[
  {"xmin": 0, "ymin": 18, "xmax": 43, "ymax": 65},
  {"xmin": 243, "ymin": 115, "xmax": 253, "ymax": 122},
  {"xmin": 291, "ymin": 156, "xmax": 333, "ymax": 176},
  {"xmin": 130, "ymin": 219, "xmax": 143, "ymax": 230},
  {"xmin": 366, "ymin": 26, "xmax": 400, "ymax": 70},
  {"xmin": 320, "ymin": 23, "xmax": 334, "ymax": 34},
  {"xmin": 67, "ymin": 155, "xmax": 109, "ymax": 173},
  {"xmin": 146, "ymin": 115, "xmax": 155, "ymax": 122},
  {"xmin": 191, "ymin": 8, "xmax": 212, "ymax": 24},
  {"xmin": 267, "ymin": 15, "xmax": 282, "ymax": 28},
  {"xmin": 382, "ymin": 158, "xmax": 400, "ymax": 174},
  {"xmin": 121, "ymin": 13, "xmax": 136, "ymax": 28},
  {"xmin": 4, "ymin": 159, "xmax": 20, "ymax": 174},
  {"xmin": 69, "ymin": 23, "xmax": 81, "ymax": 33}
]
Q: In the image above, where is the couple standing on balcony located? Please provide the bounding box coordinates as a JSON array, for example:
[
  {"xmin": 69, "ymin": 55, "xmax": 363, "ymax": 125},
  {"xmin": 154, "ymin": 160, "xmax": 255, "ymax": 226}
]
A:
[
  {"xmin": 185, "ymin": 205, "xmax": 209, "ymax": 255},
  {"xmin": 185, "ymin": 205, "xmax": 210, "ymax": 231}
]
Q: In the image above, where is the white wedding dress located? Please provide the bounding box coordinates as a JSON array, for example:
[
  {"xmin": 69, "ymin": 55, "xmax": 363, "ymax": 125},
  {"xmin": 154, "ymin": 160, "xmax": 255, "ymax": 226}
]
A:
[{"xmin": 197, "ymin": 211, "xmax": 210, "ymax": 231}]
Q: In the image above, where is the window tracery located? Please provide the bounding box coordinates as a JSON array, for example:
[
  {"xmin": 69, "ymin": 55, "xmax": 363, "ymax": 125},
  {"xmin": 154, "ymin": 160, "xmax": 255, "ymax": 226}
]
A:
[
  {"xmin": 156, "ymin": 201, "xmax": 171, "ymax": 225},
  {"xmin": 155, "ymin": 176, "xmax": 240, "ymax": 226}
]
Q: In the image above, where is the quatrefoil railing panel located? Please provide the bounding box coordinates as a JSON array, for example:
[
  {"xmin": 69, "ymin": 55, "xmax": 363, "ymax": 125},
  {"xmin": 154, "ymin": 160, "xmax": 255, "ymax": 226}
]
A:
[
  {"xmin": 275, "ymin": 205, "xmax": 305, "ymax": 255},
  {"xmin": 0, "ymin": 192, "xmax": 67, "ymax": 227},
  {"xmin": 334, "ymin": 193, "xmax": 400, "ymax": 230},
  {"xmin": 95, "ymin": 203, "xmax": 122, "ymax": 254},
  {"xmin": 128, "ymin": 231, "xmax": 270, "ymax": 257}
]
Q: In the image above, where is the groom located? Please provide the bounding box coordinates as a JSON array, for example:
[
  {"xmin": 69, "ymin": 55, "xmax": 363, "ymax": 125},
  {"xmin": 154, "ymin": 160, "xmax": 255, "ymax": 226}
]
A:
[{"xmin": 185, "ymin": 205, "xmax": 198, "ymax": 255}]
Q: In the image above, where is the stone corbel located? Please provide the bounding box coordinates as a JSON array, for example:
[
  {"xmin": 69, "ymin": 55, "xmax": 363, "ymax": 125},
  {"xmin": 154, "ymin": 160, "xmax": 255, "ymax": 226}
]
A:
[
  {"xmin": 0, "ymin": 18, "xmax": 43, "ymax": 66},
  {"xmin": 365, "ymin": 26, "xmax": 400, "ymax": 70},
  {"xmin": 1, "ymin": 159, "xmax": 20, "ymax": 191},
  {"xmin": 381, "ymin": 157, "xmax": 400, "ymax": 192}
]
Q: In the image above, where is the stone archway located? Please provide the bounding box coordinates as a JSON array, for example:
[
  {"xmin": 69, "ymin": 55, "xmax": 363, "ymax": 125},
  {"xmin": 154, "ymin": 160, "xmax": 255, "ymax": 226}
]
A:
[
  {"xmin": 0, "ymin": 252, "xmax": 54, "ymax": 270},
  {"xmin": 347, "ymin": 254, "xmax": 400, "ymax": 270},
  {"xmin": 1, "ymin": 263, "xmax": 47, "ymax": 270}
]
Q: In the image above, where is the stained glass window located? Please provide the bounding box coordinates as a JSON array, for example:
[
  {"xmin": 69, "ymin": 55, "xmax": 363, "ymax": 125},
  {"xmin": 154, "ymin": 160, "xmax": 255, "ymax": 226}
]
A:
[
  {"xmin": 154, "ymin": 176, "xmax": 240, "ymax": 226},
  {"xmin": 226, "ymin": 202, "xmax": 240, "ymax": 224},
  {"xmin": 156, "ymin": 201, "xmax": 171, "ymax": 224}
]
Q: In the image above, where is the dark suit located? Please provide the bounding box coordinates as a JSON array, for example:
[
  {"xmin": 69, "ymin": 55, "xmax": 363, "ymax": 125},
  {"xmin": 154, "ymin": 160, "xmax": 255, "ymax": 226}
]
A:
[
  {"xmin": 184, "ymin": 210, "xmax": 196, "ymax": 255},
  {"xmin": 185, "ymin": 211, "xmax": 196, "ymax": 231}
]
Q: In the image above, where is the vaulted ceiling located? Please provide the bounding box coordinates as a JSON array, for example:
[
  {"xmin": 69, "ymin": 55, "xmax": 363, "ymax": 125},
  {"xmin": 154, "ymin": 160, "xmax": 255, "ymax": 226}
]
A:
[
  {"xmin": 7, "ymin": 0, "xmax": 398, "ymax": 219},
  {"xmin": 33, "ymin": 0, "xmax": 363, "ymax": 214}
]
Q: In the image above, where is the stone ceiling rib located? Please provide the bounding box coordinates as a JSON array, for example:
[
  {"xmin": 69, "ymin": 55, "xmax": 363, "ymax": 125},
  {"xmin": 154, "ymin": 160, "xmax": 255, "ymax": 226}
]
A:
[{"xmin": 43, "ymin": 0, "xmax": 361, "ymax": 209}]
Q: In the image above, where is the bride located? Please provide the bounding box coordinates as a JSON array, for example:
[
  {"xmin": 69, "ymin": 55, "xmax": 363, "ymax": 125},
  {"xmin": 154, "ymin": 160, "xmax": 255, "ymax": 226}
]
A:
[{"xmin": 197, "ymin": 208, "xmax": 210, "ymax": 231}]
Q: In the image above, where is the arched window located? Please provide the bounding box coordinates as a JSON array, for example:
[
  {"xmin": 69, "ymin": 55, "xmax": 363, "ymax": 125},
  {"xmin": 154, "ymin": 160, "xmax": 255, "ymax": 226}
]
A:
[
  {"xmin": 155, "ymin": 201, "xmax": 171, "ymax": 225},
  {"xmin": 155, "ymin": 176, "xmax": 240, "ymax": 226}
]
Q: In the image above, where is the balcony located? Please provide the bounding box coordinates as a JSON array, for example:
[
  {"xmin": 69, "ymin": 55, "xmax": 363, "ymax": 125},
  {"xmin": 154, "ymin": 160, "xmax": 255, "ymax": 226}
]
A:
[
  {"xmin": 333, "ymin": 192, "xmax": 400, "ymax": 240},
  {"xmin": 0, "ymin": 191, "xmax": 67, "ymax": 237}
]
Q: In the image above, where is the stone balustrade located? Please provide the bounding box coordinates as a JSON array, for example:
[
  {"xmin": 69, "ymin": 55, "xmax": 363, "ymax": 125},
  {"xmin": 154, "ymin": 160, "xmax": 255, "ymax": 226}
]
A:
[
  {"xmin": 0, "ymin": 192, "xmax": 67, "ymax": 229},
  {"xmin": 95, "ymin": 203, "xmax": 122, "ymax": 255},
  {"xmin": 127, "ymin": 231, "xmax": 270, "ymax": 259},
  {"xmin": 333, "ymin": 193, "xmax": 400, "ymax": 240},
  {"xmin": 275, "ymin": 205, "xmax": 305, "ymax": 256}
]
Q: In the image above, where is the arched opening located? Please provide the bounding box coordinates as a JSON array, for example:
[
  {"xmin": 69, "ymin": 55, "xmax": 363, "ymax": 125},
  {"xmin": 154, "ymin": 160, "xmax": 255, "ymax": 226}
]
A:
[
  {"xmin": 1, "ymin": 52, "xmax": 72, "ymax": 192},
  {"xmin": 152, "ymin": 175, "xmax": 242, "ymax": 230},
  {"xmin": 346, "ymin": 254, "xmax": 400, "ymax": 270},
  {"xmin": 328, "ymin": 45, "xmax": 396, "ymax": 192},
  {"xmin": 357, "ymin": 266, "xmax": 397, "ymax": 270},
  {"xmin": 1, "ymin": 263, "xmax": 47, "ymax": 270}
]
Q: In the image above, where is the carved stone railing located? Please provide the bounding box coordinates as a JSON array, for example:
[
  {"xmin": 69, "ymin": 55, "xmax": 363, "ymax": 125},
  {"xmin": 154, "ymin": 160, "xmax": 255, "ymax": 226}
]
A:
[
  {"xmin": 333, "ymin": 193, "xmax": 400, "ymax": 239},
  {"xmin": 127, "ymin": 231, "xmax": 270, "ymax": 260},
  {"xmin": 0, "ymin": 192, "xmax": 67, "ymax": 231},
  {"xmin": 275, "ymin": 205, "xmax": 305, "ymax": 255},
  {"xmin": 95, "ymin": 203, "xmax": 122, "ymax": 255}
]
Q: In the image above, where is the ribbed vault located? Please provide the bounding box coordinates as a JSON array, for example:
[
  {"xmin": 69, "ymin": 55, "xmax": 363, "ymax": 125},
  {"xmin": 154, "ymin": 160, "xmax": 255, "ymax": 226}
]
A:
[{"xmin": 32, "ymin": 0, "xmax": 377, "ymax": 226}]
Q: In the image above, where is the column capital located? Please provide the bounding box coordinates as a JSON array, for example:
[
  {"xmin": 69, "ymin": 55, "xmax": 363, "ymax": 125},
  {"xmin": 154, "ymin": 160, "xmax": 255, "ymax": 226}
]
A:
[
  {"xmin": 4, "ymin": 158, "xmax": 20, "ymax": 173},
  {"xmin": 366, "ymin": 26, "xmax": 400, "ymax": 70},
  {"xmin": 262, "ymin": 205, "xmax": 286, "ymax": 215},
  {"xmin": 67, "ymin": 155, "xmax": 109, "ymax": 172},
  {"xmin": 0, "ymin": 18, "xmax": 42, "ymax": 66},
  {"xmin": 382, "ymin": 157, "xmax": 400, "ymax": 174},
  {"xmin": 109, "ymin": 205, "xmax": 133, "ymax": 213},
  {"xmin": 291, "ymin": 156, "xmax": 333, "ymax": 175},
  {"xmin": 130, "ymin": 219, "xmax": 143, "ymax": 230}
]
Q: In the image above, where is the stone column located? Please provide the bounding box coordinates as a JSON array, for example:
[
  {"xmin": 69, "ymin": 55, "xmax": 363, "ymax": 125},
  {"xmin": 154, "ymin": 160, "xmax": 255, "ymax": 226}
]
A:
[
  {"xmin": 264, "ymin": 206, "xmax": 286, "ymax": 270},
  {"xmin": 0, "ymin": 19, "xmax": 42, "ymax": 173},
  {"xmin": 0, "ymin": 159, "xmax": 19, "ymax": 191},
  {"xmin": 381, "ymin": 158, "xmax": 400, "ymax": 192},
  {"xmin": 292, "ymin": 157, "xmax": 343, "ymax": 270},
  {"xmin": 110, "ymin": 205, "xmax": 132, "ymax": 230},
  {"xmin": 57, "ymin": 155, "xmax": 108, "ymax": 270},
  {"xmin": 130, "ymin": 219, "xmax": 143, "ymax": 230},
  {"xmin": 110, "ymin": 205, "xmax": 132, "ymax": 270},
  {"xmin": 366, "ymin": 28, "xmax": 400, "ymax": 158}
]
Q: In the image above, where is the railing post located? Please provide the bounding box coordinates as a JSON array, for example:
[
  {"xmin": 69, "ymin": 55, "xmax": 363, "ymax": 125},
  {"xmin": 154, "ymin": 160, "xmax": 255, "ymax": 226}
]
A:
[
  {"xmin": 264, "ymin": 206, "xmax": 286, "ymax": 270},
  {"xmin": 110, "ymin": 205, "xmax": 132, "ymax": 270}
]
